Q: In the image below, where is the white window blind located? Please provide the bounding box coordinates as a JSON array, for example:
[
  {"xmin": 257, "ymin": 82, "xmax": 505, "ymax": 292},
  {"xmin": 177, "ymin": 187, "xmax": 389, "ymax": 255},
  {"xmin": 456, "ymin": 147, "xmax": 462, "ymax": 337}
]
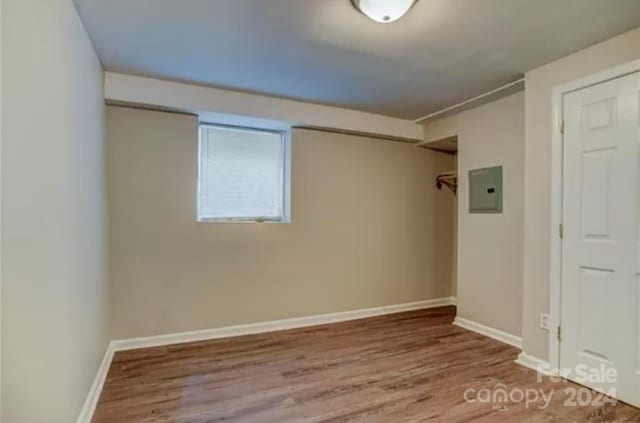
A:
[{"xmin": 198, "ymin": 124, "xmax": 288, "ymax": 222}]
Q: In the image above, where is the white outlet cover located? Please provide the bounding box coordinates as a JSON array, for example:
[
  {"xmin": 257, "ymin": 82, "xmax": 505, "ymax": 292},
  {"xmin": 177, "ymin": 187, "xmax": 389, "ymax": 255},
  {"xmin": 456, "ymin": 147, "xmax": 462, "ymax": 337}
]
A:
[{"xmin": 539, "ymin": 313, "xmax": 550, "ymax": 330}]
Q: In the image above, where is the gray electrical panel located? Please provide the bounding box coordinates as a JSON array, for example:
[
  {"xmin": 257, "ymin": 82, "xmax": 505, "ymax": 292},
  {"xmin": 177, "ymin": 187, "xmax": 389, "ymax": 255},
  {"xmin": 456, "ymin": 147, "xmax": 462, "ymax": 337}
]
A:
[{"xmin": 469, "ymin": 166, "xmax": 503, "ymax": 214}]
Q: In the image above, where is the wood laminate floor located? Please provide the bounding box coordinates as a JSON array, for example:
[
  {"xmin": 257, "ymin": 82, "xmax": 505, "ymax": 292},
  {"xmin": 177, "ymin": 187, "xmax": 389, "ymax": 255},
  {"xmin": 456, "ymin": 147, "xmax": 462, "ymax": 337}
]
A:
[{"xmin": 93, "ymin": 306, "xmax": 640, "ymax": 422}]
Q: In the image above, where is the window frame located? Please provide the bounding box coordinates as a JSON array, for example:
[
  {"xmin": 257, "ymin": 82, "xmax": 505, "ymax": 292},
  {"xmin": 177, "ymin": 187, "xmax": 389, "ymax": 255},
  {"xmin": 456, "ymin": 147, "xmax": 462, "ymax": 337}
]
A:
[{"xmin": 196, "ymin": 122, "xmax": 291, "ymax": 224}]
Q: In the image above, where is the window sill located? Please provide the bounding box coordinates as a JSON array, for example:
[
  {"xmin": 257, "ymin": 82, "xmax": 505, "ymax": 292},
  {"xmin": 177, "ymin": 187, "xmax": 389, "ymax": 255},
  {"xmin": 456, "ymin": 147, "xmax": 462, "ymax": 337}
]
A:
[{"xmin": 197, "ymin": 217, "xmax": 290, "ymax": 224}]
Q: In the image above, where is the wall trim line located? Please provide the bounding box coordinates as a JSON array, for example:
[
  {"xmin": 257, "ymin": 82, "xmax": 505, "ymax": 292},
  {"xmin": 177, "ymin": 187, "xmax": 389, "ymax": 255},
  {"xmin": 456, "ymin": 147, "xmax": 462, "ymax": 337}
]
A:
[
  {"xmin": 77, "ymin": 297, "xmax": 456, "ymax": 422},
  {"xmin": 453, "ymin": 316, "xmax": 522, "ymax": 348},
  {"xmin": 412, "ymin": 78, "xmax": 524, "ymax": 123},
  {"xmin": 111, "ymin": 297, "xmax": 457, "ymax": 352},
  {"xmin": 76, "ymin": 344, "xmax": 115, "ymax": 423},
  {"xmin": 515, "ymin": 352, "xmax": 555, "ymax": 376}
]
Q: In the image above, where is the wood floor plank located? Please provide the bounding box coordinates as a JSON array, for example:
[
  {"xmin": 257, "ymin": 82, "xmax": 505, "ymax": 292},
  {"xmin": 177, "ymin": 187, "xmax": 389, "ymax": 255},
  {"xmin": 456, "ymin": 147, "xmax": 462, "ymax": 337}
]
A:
[{"xmin": 93, "ymin": 307, "xmax": 640, "ymax": 422}]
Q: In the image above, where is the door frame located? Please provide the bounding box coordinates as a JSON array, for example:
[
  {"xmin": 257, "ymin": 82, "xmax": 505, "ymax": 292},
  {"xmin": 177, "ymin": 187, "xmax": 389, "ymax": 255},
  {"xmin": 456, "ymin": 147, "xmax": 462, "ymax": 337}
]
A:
[{"xmin": 548, "ymin": 58, "xmax": 640, "ymax": 371}]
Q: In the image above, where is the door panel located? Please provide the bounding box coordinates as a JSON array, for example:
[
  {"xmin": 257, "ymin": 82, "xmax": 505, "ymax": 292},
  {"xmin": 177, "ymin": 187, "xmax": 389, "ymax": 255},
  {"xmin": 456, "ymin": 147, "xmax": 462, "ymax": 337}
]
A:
[
  {"xmin": 561, "ymin": 72, "xmax": 640, "ymax": 407},
  {"xmin": 580, "ymin": 148, "xmax": 613, "ymax": 240}
]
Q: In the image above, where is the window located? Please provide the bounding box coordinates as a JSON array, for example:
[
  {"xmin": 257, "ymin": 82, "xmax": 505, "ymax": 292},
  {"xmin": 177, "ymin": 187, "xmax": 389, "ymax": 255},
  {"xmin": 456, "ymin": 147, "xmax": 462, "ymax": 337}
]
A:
[{"xmin": 197, "ymin": 124, "xmax": 290, "ymax": 223}]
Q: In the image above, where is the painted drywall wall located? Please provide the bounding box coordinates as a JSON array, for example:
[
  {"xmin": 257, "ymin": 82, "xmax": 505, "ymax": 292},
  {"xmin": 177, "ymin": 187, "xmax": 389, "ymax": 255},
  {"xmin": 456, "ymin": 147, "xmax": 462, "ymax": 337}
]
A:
[
  {"xmin": 106, "ymin": 106, "xmax": 455, "ymax": 339},
  {"xmin": 523, "ymin": 26, "xmax": 640, "ymax": 361},
  {"xmin": 423, "ymin": 92, "xmax": 525, "ymax": 337},
  {"xmin": 451, "ymin": 158, "xmax": 458, "ymax": 297},
  {"xmin": 104, "ymin": 72, "xmax": 425, "ymax": 142},
  {"xmin": 1, "ymin": 1, "xmax": 108, "ymax": 421}
]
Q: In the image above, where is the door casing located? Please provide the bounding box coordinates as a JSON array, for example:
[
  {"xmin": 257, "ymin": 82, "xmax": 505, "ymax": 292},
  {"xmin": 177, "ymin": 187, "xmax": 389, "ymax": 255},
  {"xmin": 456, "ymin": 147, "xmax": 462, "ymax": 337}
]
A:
[{"xmin": 548, "ymin": 58, "xmax": 640, "ymax": 371}]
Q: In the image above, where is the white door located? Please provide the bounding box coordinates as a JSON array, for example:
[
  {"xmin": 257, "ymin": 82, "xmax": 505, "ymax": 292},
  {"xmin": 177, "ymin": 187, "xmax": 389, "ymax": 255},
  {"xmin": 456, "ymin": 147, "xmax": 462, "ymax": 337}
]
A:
[{"xmin": 561, "ymin": 71, "xmax": 640, "ymax": 407}]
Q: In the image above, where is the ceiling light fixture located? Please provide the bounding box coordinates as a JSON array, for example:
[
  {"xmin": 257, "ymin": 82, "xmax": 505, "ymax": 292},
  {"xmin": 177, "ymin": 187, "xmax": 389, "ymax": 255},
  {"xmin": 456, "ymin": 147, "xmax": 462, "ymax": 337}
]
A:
[{"xmin": 351, "ymin": 0, "xmax": 418, "ymax": 23}]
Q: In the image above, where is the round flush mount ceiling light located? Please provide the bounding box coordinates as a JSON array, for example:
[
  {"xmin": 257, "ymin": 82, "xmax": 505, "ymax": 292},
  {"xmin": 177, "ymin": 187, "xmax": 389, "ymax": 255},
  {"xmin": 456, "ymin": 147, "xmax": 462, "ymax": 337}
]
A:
[{"xmin": 351, "ymin": 0, "xmax": 418, "ymax": 23}]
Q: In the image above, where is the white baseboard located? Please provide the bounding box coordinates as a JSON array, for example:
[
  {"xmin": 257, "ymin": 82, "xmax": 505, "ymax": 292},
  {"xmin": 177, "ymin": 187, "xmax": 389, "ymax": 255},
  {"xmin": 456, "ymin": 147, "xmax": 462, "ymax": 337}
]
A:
[
  {"xmin": 453, "ymin": 316, "xmax": 522, "ymax": 349},
  {"xmin": 111, "ymin": 297, "xmax": 456, "ymax": 351},
  {"xmin": 78, "ymin": 296, "xmax": 455, "ymax": 421},
  {"xmin": 76, "ymin": 343, "xmax": 115, "ymax": 423},
  {"xmin": 515, "ymin": 352, "xmax": 555, "ymax": 376}
]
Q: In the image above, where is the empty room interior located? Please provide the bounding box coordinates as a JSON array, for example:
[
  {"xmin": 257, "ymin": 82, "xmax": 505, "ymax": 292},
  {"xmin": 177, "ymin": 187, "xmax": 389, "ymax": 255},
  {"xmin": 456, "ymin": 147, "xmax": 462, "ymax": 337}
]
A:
[{"xmin": 3, "ymin": 0, "xmax": 640, "ymax": 421}]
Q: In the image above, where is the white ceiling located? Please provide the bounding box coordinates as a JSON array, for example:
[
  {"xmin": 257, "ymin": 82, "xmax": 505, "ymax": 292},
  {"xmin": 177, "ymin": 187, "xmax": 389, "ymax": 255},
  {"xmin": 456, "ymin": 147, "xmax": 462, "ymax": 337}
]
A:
[{"xmin": 75, "ymin": 0, "xmax": 640, "ymax": 119}]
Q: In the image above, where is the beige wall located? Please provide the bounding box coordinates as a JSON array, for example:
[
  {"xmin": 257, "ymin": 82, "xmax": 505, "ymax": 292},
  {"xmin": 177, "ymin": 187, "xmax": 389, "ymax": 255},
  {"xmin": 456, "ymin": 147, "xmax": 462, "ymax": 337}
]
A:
[
  {"xmin": 523, "ymin": 26, "xmax": 640, "ymax": 360},
  {"xmin": 1, "ymin": 0, "xmax": 108, "ymax": 422},
  {"xmin": 451, "ymin": 158, "xmax": 458, "ymax": 298},
  {"xmin": 107, "ymin": 106, "xmax": 455, "ymax": 339},
  {"xmin": 423, "ymin": 92, "xmax": 525, "ymax": 337}
]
